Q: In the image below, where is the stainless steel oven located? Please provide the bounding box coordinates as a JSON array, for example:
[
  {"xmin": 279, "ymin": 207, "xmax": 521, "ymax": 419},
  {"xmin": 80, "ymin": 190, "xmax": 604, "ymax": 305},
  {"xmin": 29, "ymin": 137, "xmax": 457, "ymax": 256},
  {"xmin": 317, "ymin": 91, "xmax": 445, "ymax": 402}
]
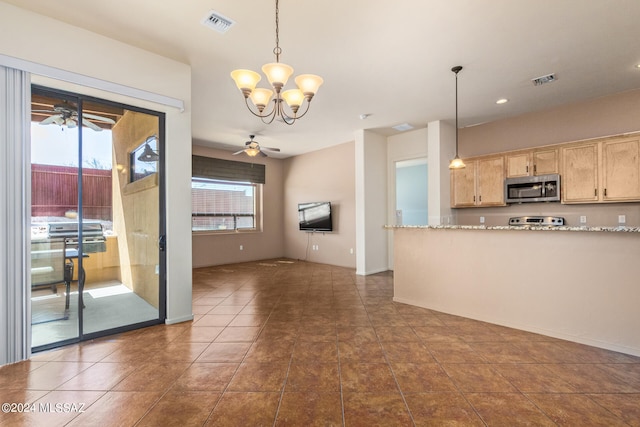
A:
[{"xmin": 505, "ymin": 173, "xmax": 560, "ymax": 204}]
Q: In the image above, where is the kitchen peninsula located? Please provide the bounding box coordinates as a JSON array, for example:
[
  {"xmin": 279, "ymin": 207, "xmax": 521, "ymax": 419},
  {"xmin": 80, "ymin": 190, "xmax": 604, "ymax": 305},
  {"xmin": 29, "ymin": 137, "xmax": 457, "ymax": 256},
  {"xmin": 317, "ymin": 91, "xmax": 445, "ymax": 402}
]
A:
[{"xmin": 390, "ymin": 225, "xmax": 640, "ymax": 357}]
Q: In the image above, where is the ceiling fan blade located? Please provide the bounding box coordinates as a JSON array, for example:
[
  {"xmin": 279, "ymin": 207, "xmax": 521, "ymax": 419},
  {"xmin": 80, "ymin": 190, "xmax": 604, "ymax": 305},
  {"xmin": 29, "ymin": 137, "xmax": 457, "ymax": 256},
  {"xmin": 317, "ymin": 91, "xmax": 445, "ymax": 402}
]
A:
[
  {"xmin": 262, "ymin": 146, "xmax": 281, "ymax": 152},
  {"xmin": 83, "ymin": 112, "xmax": 116, "ymax": 124},
  {"xmin": 232, "ymin": 150, "xmax": 245, "ymax": 155},
  {"xmin": 259, "ymin": 151, "xmax": 268, "ymax": 157},
  {"xmin": 39, "ymin": 115, "xmax": 63, "ymax": 125},
  {"xmin": 81, "ymin": 117, "xmax": 103, "ymax": 131}
]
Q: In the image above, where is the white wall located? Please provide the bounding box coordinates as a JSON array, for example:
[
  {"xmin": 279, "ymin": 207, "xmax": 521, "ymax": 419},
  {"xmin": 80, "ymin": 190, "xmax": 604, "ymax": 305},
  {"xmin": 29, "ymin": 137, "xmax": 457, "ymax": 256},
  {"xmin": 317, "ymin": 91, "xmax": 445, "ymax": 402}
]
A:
[
  {"xmin": 0, "ymin": 2, "xmax": 193, "ymax": 324},
  {"xmin": 427, "ymin": 121, "xmax": 456, "ymax": 226},
  {"xmin": 355, "ymin": 130, "xmax": 388, "ymax": 275}
]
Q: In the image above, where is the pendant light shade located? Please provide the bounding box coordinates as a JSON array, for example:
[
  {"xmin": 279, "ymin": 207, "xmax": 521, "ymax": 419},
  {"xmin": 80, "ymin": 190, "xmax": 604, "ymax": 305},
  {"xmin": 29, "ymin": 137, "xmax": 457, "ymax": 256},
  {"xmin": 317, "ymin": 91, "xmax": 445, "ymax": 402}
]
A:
[{"xmin": 449, "ymin": 65, "xmax": 466, "ymax": 170}]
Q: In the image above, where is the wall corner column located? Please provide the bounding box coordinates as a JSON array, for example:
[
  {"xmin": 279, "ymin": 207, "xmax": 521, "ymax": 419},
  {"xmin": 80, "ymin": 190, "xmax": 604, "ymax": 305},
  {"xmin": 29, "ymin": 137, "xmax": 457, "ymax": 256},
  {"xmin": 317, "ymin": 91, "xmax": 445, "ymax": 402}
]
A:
[
  {"xmin": 355, "ymin": 130, "xmax": 388, "ymax": 275},
  {"xmin": 427, "ymin": 120, "xmax": 455, "ymax": 226}
]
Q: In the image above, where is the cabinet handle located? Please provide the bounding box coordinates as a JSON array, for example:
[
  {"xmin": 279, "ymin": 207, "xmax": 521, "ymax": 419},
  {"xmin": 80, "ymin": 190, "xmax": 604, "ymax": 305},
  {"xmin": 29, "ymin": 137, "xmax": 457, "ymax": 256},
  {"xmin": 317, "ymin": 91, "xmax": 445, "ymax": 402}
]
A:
[
  {"xmin": 595, "ymin": 188, "xmax": 597, "ymax": 197},
  {"xmin": 533, "ymin": 164, "xmax": 537, "ymax": 174},
  {"xmin": 604, "ymin": 188, "xmax": 607, "ymax": 197},
  {"xmin": 526, "ymin": 165, "xmax": 529, "ymax": 173},
  {"xmin": 479, "ymin": 195, "xmax": 482, "ymax": 203}
]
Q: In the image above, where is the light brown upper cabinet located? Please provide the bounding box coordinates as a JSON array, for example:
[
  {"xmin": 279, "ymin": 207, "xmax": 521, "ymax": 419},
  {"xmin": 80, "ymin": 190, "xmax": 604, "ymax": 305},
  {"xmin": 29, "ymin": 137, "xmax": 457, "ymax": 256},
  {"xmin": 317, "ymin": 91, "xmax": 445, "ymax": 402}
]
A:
[
  {"xmin": 506, "ymin": 148, "xmax": 559, "ymax": 178},
  {"xmin": 561, "ymin": 143, "xmax": 599, "ymax": 203},
  {"xmin": 451, "ymin": 155, "xmax": 505, "ymax": 207},
  {"xmin": 562, "ymin": 135, "xmax": 640, "ymax": 204},
  {"xmin": 601, "ymin": 136, "xmax": 640, "ymax": 201}
]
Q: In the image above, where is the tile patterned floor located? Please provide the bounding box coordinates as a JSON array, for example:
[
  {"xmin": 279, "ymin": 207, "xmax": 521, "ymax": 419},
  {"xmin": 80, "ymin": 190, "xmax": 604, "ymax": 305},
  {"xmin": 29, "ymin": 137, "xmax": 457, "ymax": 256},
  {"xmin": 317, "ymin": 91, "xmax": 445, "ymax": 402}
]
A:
[{"xmin": 2, "ymin": 259, "xmax": 640, "ymax": 426}]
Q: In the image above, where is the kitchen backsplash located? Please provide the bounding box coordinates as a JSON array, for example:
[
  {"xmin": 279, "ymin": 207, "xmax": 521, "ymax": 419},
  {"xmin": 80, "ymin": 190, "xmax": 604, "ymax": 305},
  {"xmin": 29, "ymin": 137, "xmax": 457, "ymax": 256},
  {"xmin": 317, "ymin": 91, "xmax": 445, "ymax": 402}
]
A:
[{"xmin": 454, "ymin": 201, "xmax": 640, "ymax": 227}]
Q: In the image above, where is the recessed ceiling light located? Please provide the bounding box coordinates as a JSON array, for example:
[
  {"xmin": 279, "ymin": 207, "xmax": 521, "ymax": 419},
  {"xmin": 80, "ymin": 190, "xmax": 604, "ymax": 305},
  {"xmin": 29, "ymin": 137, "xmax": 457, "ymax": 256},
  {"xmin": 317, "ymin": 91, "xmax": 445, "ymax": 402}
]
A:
[
  {"xmin": 496, "ymin": 98, "xmax": 509, "ymax": 105},
  {"xmin": 392, "ymin": 123, "xmax": 414, "ymax": 132},
  {"xmin": 635, "ymin": 64, "xmax": 640, "ymax": 69}
]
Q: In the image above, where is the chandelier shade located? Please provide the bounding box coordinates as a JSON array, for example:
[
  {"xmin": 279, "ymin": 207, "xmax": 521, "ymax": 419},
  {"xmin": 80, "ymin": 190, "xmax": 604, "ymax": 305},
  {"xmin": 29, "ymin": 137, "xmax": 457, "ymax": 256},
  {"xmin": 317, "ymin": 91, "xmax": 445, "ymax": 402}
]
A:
[
  {"xmin": 230, "ymin": 0, "xmax": 322, "ymax": 125},
  {"xmin": 230, "ymin": 69, "xmax": 261, "ymax": 93},
  {"xmin": 261, "ymin": 62, "xmax": 294, "ymax": 87}
]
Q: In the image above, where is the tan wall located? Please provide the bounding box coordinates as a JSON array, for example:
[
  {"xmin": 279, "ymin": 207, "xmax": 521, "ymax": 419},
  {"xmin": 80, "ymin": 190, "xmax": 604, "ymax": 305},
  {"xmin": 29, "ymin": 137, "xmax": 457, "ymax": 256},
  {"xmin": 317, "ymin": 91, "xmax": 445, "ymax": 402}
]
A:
[
  {"xmin": 459, "ymin": 88, "xmax": 640, "ymax": 157},
  {"xmin": 393, "ymin": 227, "xmax": 640, "ymax": 356},
  {"xmin": 112, "ymin": 111, "xmax": 160, "ymax": 308},
  {"xmin": 191, "ymin": 145, "xmax": 285, "ymax": 268},
  {"xmin": 455, "ymin": 88, "xmax": 640, "ymax": 227},
  {"xmin": 69, "ymin": 236, "xmax": 120, "ymax": 284},
  {"xmin": 283, "ymin": 142, "xmax": 356, "ymax": 268}
]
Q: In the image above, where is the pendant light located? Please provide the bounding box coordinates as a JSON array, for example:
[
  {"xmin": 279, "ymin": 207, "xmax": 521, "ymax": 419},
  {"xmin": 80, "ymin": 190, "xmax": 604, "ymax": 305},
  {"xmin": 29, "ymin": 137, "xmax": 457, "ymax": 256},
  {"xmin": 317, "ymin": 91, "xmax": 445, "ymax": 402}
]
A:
[{"xmin": 449, "ymin": 65, "xmax": 466, "ymax": 169}]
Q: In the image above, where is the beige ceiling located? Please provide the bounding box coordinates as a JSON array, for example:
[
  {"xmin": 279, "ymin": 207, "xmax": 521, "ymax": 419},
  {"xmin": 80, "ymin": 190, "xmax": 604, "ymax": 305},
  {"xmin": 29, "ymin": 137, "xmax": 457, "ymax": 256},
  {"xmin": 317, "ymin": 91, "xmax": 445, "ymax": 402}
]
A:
[{"xmin": 7, "ymin": 0, "xmax": 640, "ymax": 158}]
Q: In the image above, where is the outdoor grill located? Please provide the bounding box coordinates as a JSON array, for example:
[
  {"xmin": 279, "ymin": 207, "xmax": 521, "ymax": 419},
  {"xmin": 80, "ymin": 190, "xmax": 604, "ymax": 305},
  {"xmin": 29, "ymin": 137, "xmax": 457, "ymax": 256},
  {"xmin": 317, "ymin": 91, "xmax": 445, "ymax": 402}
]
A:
[{"xmin": 46, "ymin": 221, "xmax": 107, "ymax": 253}]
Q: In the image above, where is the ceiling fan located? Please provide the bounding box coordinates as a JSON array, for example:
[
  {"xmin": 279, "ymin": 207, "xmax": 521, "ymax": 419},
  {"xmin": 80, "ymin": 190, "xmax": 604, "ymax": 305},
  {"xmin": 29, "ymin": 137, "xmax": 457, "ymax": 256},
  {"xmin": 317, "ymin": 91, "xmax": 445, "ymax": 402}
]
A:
[
  {"xmin": 233, "ymin": 135, "xmax": 281, "ymax": 157},
  {"xmin": 33, "ymin": 100, "xmax": 116, "ymax": 132}
]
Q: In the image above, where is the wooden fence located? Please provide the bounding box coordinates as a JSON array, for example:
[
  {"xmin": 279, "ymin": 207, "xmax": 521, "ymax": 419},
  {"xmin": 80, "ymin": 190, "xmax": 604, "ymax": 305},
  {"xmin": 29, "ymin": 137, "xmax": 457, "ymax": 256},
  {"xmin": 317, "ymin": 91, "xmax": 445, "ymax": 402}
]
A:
[{"xmin": 31, "ymin": 164, "xmax": 112, "ymax": 220}]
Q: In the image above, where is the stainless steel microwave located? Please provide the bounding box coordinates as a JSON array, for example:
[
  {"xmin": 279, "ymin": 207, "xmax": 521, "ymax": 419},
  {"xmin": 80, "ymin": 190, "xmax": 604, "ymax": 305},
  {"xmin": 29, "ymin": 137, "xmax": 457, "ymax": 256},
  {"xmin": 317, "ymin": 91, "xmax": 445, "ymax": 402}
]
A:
[{"xmin": 505, "ymin": 173, "xmax": 561, "ymax": 203}]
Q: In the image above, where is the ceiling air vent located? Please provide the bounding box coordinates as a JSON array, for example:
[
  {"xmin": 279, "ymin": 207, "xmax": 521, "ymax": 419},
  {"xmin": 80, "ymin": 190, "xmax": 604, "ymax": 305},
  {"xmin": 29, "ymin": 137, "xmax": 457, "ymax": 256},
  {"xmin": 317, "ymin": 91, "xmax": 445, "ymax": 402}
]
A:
[
  {"xmin": 202, "ymin": 10, "xmax": 235, "ymax": 34},
  {"xmin": 531, "ymin": 73, "xmax": 557, "ymax": 86}
]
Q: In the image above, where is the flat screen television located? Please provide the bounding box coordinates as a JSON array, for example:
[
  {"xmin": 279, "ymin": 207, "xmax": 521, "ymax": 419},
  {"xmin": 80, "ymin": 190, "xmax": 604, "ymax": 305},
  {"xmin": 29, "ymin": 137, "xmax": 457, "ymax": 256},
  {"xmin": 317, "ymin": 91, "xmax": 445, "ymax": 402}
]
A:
[{"xmin": 298, "ymin": 202, "xmax": 332, "ymax": 232}]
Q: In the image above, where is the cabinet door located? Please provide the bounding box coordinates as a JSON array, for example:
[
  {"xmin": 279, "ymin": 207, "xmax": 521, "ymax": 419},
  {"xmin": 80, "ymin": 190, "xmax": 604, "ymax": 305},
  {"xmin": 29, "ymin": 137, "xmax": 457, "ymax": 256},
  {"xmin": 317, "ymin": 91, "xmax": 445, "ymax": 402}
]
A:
[
  {"xmin": 562, "ymin": 144, "xmax": 599, "ymax": 203},
  {"xmin": 451, "ymin": 161, "xmax": 476, "ymax": 207},
  {"xmin": 477, "ymin": 156, "xmax": 505, "ymax": 206},
  {"xmin": 602, "ymin": 137, "xmax": 640, "ymax": 201},
  {"xmin": 506, "ymin": 152, "xmax": 531, "ymax": 177},
  {"xmin": 533, "ymin": 148, "xmax": 558, "ymax": 175}
]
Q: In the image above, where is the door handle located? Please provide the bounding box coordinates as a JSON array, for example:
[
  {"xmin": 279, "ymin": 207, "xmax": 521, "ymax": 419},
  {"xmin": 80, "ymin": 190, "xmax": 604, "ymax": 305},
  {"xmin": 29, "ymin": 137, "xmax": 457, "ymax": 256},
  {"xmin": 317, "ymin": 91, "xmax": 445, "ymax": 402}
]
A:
[{"xmin": 159, "ymin": 235, "xmax": 166, "ymax": 252}]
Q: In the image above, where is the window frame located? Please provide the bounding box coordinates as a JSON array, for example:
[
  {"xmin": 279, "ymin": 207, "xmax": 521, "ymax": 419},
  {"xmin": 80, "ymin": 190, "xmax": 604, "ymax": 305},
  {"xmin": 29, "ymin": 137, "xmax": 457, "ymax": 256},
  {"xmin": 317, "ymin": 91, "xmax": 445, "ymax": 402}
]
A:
[{"xmin": 191, "ymin": 177, "xmax": 262, "ymax": 234}]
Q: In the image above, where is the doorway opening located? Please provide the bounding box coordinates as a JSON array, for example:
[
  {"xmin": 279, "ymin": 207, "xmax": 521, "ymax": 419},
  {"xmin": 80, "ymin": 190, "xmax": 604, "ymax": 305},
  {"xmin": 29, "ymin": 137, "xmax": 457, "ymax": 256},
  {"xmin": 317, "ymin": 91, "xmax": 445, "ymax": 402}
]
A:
[
  {"xmin": 30, "ymin": 85, "xmax": 166, "ymax": 351},
  {"xmin": 395, "ymin": 158, "xmax": 428, "ymax": 226}
]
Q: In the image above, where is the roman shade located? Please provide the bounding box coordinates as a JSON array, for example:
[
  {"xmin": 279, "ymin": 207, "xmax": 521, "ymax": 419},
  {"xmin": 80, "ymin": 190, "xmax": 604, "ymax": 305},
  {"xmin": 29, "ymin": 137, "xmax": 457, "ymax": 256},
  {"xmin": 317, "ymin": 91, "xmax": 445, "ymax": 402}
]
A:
[{"xmin": 192, "ymin": 155, "xmax": 265, "ymax": 184}]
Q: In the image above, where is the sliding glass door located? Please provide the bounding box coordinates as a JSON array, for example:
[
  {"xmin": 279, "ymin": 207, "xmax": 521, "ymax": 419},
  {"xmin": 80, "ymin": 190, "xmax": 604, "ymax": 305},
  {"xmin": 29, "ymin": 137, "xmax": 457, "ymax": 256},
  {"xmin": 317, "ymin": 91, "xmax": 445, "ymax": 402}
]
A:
[{"xmin": 30, "ymin": 86, "xmax": 165, "ymax": 351}]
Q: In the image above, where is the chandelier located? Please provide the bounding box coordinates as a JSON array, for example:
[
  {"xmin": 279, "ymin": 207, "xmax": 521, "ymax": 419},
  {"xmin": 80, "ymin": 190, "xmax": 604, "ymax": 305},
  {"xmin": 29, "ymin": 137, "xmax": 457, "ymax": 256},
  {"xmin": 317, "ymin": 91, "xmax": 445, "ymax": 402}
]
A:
[{"xmin": 230, "ymin": 0, "xmax": 323, "ymax": 125}]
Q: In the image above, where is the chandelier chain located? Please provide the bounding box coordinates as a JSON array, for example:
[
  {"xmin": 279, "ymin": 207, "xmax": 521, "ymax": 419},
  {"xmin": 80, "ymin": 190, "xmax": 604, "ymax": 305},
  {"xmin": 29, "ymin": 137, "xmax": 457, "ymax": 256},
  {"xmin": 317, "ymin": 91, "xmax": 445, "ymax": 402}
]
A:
[{"xmin": 273, "ymin": 0, "xmax": 281, "ymax": 61}]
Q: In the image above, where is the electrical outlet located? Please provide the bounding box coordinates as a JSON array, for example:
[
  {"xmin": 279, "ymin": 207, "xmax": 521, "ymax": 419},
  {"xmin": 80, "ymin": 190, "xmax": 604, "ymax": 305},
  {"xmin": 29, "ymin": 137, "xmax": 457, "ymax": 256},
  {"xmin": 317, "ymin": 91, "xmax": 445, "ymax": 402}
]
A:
[
  {"xmin": 479, "ymin": 216, "xmax": 485, "ymax": 224},
  {"xmin": 350, "ymin": 248, "xmax": 354, "ymax": 254},
  {"xmin": 618, "ymin": 215, "xmax": 626, "ymax": 224},
  {"xmin": 239, "ymin": 245, "xmax": 243, "ymax": 251},
  {"xmin": 580, "ymin": 215, "xmax": 587, "ymax": 224}
]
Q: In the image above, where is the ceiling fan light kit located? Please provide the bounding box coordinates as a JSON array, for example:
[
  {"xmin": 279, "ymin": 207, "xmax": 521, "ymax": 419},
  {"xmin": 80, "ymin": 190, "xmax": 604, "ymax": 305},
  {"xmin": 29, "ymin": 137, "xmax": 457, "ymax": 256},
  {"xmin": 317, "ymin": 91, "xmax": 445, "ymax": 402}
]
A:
[
  {"xmin": 230, "ymin": 0, "xmax": 323, "ymax": 125},
  {"xmin": 233, "ymin": 135, "xmax": 281, "ymax": 157},
  {"xmin": 34, "ymin": 100, "xmax": 116, "ymax": 132}
]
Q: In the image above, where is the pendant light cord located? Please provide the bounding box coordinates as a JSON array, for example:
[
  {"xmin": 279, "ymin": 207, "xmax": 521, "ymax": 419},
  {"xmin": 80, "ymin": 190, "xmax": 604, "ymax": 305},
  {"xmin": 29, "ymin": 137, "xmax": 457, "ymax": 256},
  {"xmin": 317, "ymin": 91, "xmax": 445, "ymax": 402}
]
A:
[{"xmin": 452, "ymin": 66, "xmax": 462, "ymax": 156}]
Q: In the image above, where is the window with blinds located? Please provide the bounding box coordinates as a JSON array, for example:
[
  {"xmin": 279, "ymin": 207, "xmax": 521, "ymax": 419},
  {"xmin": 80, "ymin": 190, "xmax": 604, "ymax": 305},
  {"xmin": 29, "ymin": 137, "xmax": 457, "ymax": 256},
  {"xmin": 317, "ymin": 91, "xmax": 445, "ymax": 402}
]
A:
[
  {"xmin": 191, "ymin": 178, "xmax": 257, "ymax": 231},
  {"xmin": 191, "ymin": 156, "xmax": 264, "ymax": 232}
]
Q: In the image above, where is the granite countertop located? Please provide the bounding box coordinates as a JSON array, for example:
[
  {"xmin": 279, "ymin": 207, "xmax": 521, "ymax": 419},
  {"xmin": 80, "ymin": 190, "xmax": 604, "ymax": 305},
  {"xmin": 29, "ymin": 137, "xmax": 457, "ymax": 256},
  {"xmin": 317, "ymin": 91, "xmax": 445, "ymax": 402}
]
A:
[{"xmin": 385, "ymin": 225, "xmax": 640, "ymax": 233}]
